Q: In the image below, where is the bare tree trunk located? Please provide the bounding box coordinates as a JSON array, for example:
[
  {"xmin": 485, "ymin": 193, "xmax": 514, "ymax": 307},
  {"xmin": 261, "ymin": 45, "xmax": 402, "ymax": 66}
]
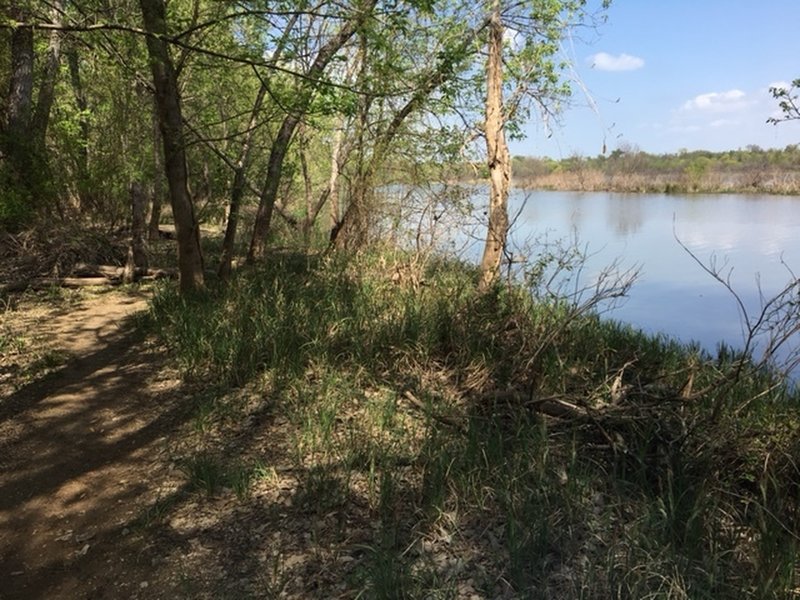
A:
[
  {"xmin": 330, "ymin": 20, "xmax": 489, "ymax": 249},
  {"xmin": 218, "ymin": 84, "xmax": 266, "ymax": 279},
  {"xmin": 246, "ymin": 115, "xmax": 296, "ymax": 262},
  {"xmin": 148, "ymin": 98, "xmax": 164, "ymax": 240},
  {"xmin": 478, "ymin": 2, "xmax": 510, "ymax": 292},
  {"xmin": 332, "ymin": 32, "xmax": 372, "ymax": 249},
  {"xmin": 218, "ymin": 15, "xmax": 299, "ymax": 279},
  {"xmin": 5, "ymin": 11, "xmax": 33, "ymax": 141},
  {"xmin": 299, "ymin": 127, "xmax": 314, "ymax": 245},
  {"xmin": 124, "ymin": 181, "xmax": 149, "ymax": 283},
  {"xmin": 66, "ymin": 45, "xmax": 91, "ymax": 210},
  {"xmin": 328, "ymin": 124, "xmax": 345, "ymax": 230},
  {"xmin": 140, "ymin": 0, "xmax": 204, "ymax": 294},
  {"xmin": 31, "ymin": 0, "xmax": 65, "ymax": 150}
]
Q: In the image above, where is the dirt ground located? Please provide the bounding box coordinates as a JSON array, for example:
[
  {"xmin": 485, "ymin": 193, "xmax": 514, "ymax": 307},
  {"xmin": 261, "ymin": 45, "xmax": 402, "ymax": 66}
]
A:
[
  {"xmin": 0, "ymin": 288, "xmax": 190, "ymax": 599},
  {"xmin": 1, "ymin": 287, "xmax": 499, "ymax": 600}
]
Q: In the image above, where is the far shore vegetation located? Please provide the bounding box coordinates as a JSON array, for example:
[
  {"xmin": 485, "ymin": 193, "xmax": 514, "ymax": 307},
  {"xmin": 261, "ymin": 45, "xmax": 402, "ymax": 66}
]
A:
[{"xmin": 489, "ymin": 144, "xmax": 800, "ymax": 195}]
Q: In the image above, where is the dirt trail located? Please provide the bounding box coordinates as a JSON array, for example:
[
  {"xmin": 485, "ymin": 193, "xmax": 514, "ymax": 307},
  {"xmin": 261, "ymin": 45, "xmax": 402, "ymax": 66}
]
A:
[{"xmin": 0, "ymin": 290, "xmax": 184, "ymax": 599}]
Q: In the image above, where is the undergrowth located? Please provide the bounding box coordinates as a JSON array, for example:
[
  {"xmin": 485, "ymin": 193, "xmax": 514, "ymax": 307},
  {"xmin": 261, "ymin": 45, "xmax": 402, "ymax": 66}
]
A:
[{"xmin": 148, "ymin": 251, "xmax": 800, "ymax": 599}]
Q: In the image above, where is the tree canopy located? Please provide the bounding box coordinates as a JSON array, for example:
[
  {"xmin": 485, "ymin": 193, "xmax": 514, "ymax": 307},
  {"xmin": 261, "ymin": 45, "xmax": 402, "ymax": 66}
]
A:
[{"xmin": 1, "ymin": 0, "xmax": 608, "ymax": 291}]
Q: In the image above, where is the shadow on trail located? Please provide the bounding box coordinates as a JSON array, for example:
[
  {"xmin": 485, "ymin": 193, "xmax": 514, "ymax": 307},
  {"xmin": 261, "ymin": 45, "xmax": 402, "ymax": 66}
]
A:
[{"xmin": 0, "ymin": 314, "xmax": 195, "ymax": 599}]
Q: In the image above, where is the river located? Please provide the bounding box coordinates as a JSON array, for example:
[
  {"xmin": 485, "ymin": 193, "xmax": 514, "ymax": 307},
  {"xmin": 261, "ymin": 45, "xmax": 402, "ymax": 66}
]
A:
[{"xmin": 460, "ymin": 189, "xmax": 800, "ymax": 371}]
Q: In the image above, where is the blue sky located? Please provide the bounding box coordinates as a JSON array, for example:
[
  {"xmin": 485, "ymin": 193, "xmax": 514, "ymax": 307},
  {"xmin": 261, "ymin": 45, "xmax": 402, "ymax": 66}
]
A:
[{"xmin": 513, "ymin": 0, "xmax": 800, "ymax": 158}]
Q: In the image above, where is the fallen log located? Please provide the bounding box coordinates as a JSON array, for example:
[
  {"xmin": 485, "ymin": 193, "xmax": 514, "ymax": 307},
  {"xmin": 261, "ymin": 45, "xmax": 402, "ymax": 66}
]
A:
[
  {"xmin": 72, "ymin": 263, "xmax": 125, "ymax": 278},
  {"xmin": 0, "ymin": 267, "xmax": 178, "ymax": 295}
]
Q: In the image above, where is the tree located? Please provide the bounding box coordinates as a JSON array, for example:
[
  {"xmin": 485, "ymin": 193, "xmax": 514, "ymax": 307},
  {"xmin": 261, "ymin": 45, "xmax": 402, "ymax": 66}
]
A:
[
  {"xmin": 0, "ymin": 0, "xmax": 608, "ymax": 294},
  {"xmin": 477, "ymin": 0, "xmax": 510, "ymax": 291},
  {"xmin": 475, "ymin": 0, "xmax": 608, "ymax": 289},
  {"xmin": 139, "ymin": 0, "xmax": 204, "ymax": 293},
  {"xmin": 246, "ymin": 1, "xmax": 376, "ymax": 262},
  {"xmin": 1, "ymin": 1, "xmax": 59, "ymax": 227},
  {"xmin": 331, "ymin": 4, "xmax": 490, "ymax": 249},
  {"xmin": 768, "ymin": 79, "xmax": 800, "ymax": 124}
]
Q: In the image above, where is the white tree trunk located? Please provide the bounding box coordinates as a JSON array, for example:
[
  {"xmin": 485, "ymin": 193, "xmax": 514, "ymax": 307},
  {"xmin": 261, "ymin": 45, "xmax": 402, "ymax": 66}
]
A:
[{"xmin": 478, "ymin": 0, "xmax": 511, "ymax": 291}]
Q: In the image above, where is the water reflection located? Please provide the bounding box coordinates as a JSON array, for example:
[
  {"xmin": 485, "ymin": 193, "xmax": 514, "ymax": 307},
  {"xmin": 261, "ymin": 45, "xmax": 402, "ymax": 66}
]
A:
[{"xmin": 606, "ymin": 194, "xmax": 644, "ymax": 237}]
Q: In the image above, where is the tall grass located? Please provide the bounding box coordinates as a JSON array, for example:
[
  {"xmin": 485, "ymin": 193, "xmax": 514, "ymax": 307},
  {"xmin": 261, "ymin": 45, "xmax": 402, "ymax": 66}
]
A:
[{"xmin": 149, "ymin": 250, "xmax": 799, "ymax": 598}]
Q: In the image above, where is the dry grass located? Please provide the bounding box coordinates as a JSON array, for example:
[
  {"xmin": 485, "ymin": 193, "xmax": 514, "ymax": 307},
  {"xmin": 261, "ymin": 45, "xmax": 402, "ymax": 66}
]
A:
[{"xmin": 517, "ymin": 168, "xmax": 800, "ymax": 195}]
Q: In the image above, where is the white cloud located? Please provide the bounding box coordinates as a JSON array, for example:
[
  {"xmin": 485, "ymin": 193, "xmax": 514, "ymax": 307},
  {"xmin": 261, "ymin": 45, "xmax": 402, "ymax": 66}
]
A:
[
  {"xmin": 709, "ymin": 118, "xmax": 739, "ymax": 128},
  {"xmin": 587, "ymin": 52, "xmax": 644, "ymax": 72},
  {"xmin": 681, "ymin": 89, "xmax": 751, "ymax": 113},
  {"xmin": 769, "ymin": 81, "xmax": 791, "ymax": 92}
]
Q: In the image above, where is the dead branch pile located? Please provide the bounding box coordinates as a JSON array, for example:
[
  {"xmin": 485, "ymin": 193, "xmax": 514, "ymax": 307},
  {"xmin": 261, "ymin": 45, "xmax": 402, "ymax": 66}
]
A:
[{"xmin": 0, "ymin": 226, "xmax": 175, "ymax": 295}]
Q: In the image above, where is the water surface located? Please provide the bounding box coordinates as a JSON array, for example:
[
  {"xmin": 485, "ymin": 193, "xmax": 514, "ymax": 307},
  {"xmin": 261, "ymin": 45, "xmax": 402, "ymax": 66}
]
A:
[{"xmin": 502, "ymin": 190, "xmax": 800, "ymax": 364}]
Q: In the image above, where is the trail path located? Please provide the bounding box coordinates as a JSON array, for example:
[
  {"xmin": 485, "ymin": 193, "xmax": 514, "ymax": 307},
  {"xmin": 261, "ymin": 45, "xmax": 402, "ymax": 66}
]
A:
[{"xmin": 0, "ymin": 290, "xmax": 184, "ymax": 599}]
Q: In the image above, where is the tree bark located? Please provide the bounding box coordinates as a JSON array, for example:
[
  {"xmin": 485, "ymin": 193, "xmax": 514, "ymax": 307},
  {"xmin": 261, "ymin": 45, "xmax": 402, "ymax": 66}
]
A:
[
  {"xmin": 31, "ymin": 0, "xmax": 65, "ymax": 151},
  {"xmin": 124, "ymin": 181, "xmax": 149, "ymax": 283},
  {"xmin": 333, "ymin": 32, "xmax": 372, "ymax": 250},
  {"xmin": 148, "ymin": 98, "xmax": 164, "ymax": 240},
  {"xmin": 328, "ymin": 124, "xmax": 345, "ymax": 231},
  {"xmin": 3, "ymin": 8, "xmax": 35, "ymax": 201},
  {"xmin": 478, "ymin": 2, "xmax": 511, "ymax": 291},
  {"xmin": 218, "ymin": 84, "xmax": 266, "ymax": 279},
  {"xmin": 218, "ymin": 14, "xmax": 299, "ymax": 279},
  {"xmin": 330, "ymin": 18, "xmax": 489, "ymax": 249},
  {"xmin": 139, "ymin": 0, "xmax": 204, "ymax": 294},
  {"xmin": 66, "ymin": 45, "xmax": 91, "ymax": 210},
  {"xmin": 5, "ymin": 13, "xmax": 33, "ymax": 140}
]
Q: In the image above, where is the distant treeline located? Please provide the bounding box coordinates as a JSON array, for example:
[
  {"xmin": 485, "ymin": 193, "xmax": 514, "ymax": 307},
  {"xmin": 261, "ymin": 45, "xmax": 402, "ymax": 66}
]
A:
[{"xmin": 470, "ymin": 145, "xmax": 800, "ymax": 194}]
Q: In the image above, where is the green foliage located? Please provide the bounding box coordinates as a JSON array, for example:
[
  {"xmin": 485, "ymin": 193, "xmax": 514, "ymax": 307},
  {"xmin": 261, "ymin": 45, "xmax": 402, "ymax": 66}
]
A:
[
  {"xmin": 0, "ymin": 171, "xmax": 33, "ymax": 231},
  {"xmin": 509, "ymin": 145, "xmax": 800, "ymax": 194}
]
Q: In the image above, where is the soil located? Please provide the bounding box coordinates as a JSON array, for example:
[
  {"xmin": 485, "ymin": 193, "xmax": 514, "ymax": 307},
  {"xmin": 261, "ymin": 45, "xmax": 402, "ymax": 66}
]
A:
[{"xmin": 0, "ymin": 288, "xmax": 187, "ymax": 599}]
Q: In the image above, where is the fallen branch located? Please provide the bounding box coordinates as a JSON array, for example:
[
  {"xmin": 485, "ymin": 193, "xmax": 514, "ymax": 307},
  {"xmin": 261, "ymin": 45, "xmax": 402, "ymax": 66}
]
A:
[
  {"xmin": 402, "ymin": 390, "xmax": 467, "ymax": 433},
  {"xmin": 480, "ymin": 387, "xmax": 588, "ymax": 420}
]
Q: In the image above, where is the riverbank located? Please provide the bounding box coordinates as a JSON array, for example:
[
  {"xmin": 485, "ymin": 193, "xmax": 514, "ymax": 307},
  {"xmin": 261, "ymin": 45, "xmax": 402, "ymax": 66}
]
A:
[
  {"xmin": 500, "ymin": 146, "xmax": 800, "ymax": 195},
  {"xmin": 514, "ymin": 168, "xmax": 800, "ymax": 195},
  {"xmin": 143, "ymin": 251, "xmax": 799, "ymax": 598}
]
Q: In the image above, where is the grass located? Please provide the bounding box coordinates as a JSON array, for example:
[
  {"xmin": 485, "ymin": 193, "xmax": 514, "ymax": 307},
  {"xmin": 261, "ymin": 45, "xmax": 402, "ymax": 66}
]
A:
[{"xmin": 147, "ymin": 249, "xmax": 800, "ymax": 599}]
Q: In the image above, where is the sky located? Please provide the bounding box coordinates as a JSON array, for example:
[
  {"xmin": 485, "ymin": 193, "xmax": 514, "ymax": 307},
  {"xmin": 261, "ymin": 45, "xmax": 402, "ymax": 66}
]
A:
[{"xmin": 512, "ymin": 0, "xmax": 800, "ymax": 159}]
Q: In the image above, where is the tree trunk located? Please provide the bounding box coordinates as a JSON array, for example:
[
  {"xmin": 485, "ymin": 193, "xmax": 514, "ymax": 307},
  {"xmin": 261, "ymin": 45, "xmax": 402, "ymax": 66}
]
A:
[
  {"xmin": 328, "ymin": 124, "xmax": 345, "ymax": 230},
  {"xmin": 124, "ymin": 181, "xmax": 149, "ymax": 283},
  {"xmin": 148, "ymin": 98, "xmax": 164, "ymax": 240},
  {"xmin": 5, "ymin": 13, "xmax": 33, "ymax": 140},
  {"xmin": 140, "ymin": 0, "xmax": 204, "ymax": 294},
  {"xmin": 332, "ymin": 32, "xmax": 371, "ymax": 249},
  {"xmin": 218, "ymin": 84, "xmax": 266, "ymax": 279},
  {"xmin": 299, "ymin": 127, "xmax": 314, "ymax": 245},
  {"xmin": 330, "ymin": 19, "xmax": 489, "ymax": 249},
  {"xmin": 478, "ymin": 2, "xmax": 511, "ymax": 292},
  {"xmin": 66, "ymin": 45, "xmax": 91, "ymax": 210},
  {"xmin": 246, "ymin": 115, "xmax": 296, "ymax": 262},
  {"xmin": 218, "ymin": 14, "xmax": 299, "ymax": 278},
  {"xmin": 31, "ymin": 0, "xmax": 65, "ymax": 151},
  {"xmin": 3, "ymin": 9, "xmax": 34, "ymax": 201}
]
